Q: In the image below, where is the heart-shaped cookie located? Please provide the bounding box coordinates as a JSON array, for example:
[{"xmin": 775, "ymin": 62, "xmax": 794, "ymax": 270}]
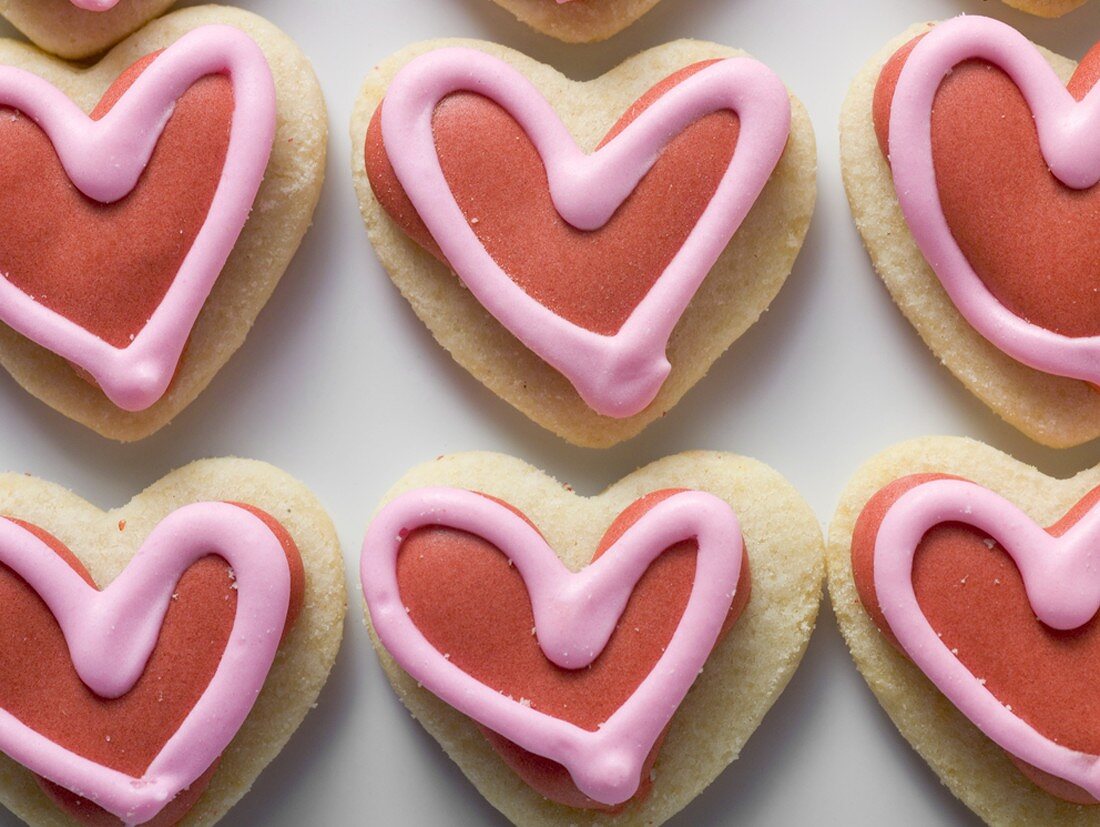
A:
[
  {"xmin": 0, "ymin": 0, "xmax": 175, "ymax": 60},
  {"xmin": 0, "ymin": 6, "xmax": 326, "ymax": 441},
  {"xmin": 483, "ymin": 0, "xmax": 664, "ymax": 44},
  {"xmin": 829, "ymin": 436, "xmax": 1100, "ymax": 823},
  {"xmin": 0, "ymin": 458, "xmax": 345, "ymax": 826},
  {"xmin": 361, "ymin": 451, "xmax": 824, "ymax": 825},
  {"xmin": 841, "ymin": 18, "xmax": 1100, "ymax": 448},
  {"xmin": 352, "ymin": 39, "xmax": 816, "ymax": 448}
]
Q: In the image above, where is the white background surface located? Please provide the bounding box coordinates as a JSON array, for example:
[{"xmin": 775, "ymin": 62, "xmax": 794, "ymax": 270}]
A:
[{"xmin": 0, "ymin": 0, "xmax": 1098, "ymax": 824}]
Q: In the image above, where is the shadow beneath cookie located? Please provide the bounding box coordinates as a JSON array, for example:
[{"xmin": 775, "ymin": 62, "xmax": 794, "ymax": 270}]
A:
[
  {"xmin": 221, "ymin": 607, "xmax": 361, "ymax": 825},
  {"xmin": 667, "ymin": 601, "xmax": 981, "ymax": 826},
  {"xmin": 361, "ymin": 645, "xmax": 511, "ymax": 825},
  {"xmin": 817, "ymin": 602, "xmax": 984, "ymax": 827},
  {"xmin": 665, "ymin": 600, "xmax": 835, "ymax": 825},
  {"xmin": 854, "ymin": 253, "xmax": 1100, "ymax": 480},
  {"xmin": 0, "ymin": 151, "xmax": 343, "ymax": 499}
]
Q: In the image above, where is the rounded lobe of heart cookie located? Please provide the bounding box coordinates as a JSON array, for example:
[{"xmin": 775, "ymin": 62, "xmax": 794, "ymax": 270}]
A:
[
  {"xmin": 0, "ymin": 504, "xmax": 303, "ymax": 825},
  {"xmin": 852, "ymin": 475, "xmax": 1100, "ymax": 803},
  {"xmin": 364, "ymin": 49, "xmax": 789, "ymax": 418},
  {"xmin": 869, "ymin": 16, "xmax": 1100, "ymax": 385},
  {"xmin": 0, "ymin": 25, "xmax": 275, "ymax": 413},
  {"xmin": 364, "ymin": 487, "xmax": 748, "ymax": 809}
]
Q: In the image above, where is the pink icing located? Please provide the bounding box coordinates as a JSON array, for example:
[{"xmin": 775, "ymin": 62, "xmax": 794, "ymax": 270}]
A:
[
  {"xmin": 874, "ymin": 478, "xmax": 1100, "ymax": 797},
  {"xmin": 69, "ymin": 0, "xmax": 121, "ymax": 10},
  {"xmin": 360, "ymin": 487, "xmax": 743, "ymax": 805},
  {"xmin": 378, "ymin": 49, "xmax": 790, "ymax": 417},
  {"xmin": 888, "ymin": 16, "xmax": 1100, "ymax": 382},
  {"xmin": 0, "ymin": 24, "xmax": 275, "ymax": 412},
  {"xmin": 0, "ymin": 502, "xmax": 292, "ymax": 825}
]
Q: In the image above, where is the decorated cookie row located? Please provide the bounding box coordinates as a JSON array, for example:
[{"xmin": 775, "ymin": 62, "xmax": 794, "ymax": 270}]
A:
[
  {"xmin": 0, "ymin": 9, "xmax": 1094, "ymax": 449},
  {"xmin": 0, "ymin": 438, "xmax": 1096, "ymax": 826},
  {"xmin": 0, "ymin": 0, "xmax": 1091, "ymax": 57}
]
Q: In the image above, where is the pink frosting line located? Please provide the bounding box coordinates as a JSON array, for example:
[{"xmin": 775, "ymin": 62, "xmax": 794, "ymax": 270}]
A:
[
  {"xmin": 889, "ymin": 15, "xmax": 1100, "ymax": 383},
  {"xmin": 874, "ymin": 478, "xmax": 1100, "ymax": 798},
  {"xmin": 360, "ymin": 487, "xmax": 742, "ymax": 805},
  {"xmin": 69, "ymin": 0, "xmax": 121, "ymax": 10},
  {"xmin": 0, "ymin": 24, "xmax": 275, "ymax": 412},
  {"xmin": 0, "ymin": 502, "xmax": 292, "ymax": 825},
  {"xmin": 379, "ymin": 49, "xmax": 790, "ymax": 417}
]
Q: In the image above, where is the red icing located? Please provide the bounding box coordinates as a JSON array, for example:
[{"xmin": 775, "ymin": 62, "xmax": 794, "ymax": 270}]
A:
[
  {"xmin": 0, "ymin": 508, "xmax": 303, "ymax": 826},
  {"xmin": 395, "ymin": 489, "xmax": 750, "ymax": 809},
  {"xmin": 365, "ymin": 61, "xmax": 739, "ymax": 336},
  {"xmin": 852, "ymin": 475, "xmax": 1100, "ymax": 801},
  {"xmin": 0, "ymin": 50, "xmax": 233, "ymax": 350},
  {"xmin": 873, "ymin": 36, "xmax": 1100, "ymax": 338}
]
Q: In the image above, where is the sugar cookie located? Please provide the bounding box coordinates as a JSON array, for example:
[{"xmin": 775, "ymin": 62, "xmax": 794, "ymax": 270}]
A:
[
  {"xmin": 0, "ymin": 458, "xmax": 345, "ymax": 826},
  {"xmin": 830, "ymin": 436, "xmax": 1100, "ymax": 824},
  {"xmin": 361, "ymin": 451, "xmax": 824, "ymax": 826},
  {"xmin": 353, "ymin": 40, "xmax": 816, "ymax": 448},
  {"xmin": 0, "ymin": 6, "xmax": 326, "ymax": 441},
  {"xmin": 841, "ymin": 17, "xmax": 1100, "ymax": 448}
]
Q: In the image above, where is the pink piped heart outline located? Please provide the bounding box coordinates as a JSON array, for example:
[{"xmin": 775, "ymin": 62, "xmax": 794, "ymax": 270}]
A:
[
  {"xmin": 873, "ymin": 478, "xmax": 1100, "ymax": 798},
  {"xmin": 0, "ymin": 502, "xmax": 293, "ymax": 825},
  {"xmin": 378, "ymin": 49, "xmax": 791, "ymax": 418},
  {"xmin": 361, "ymin": 487, "xmax": 743, "ymax": 806},
  {"xmin": 0, "ymin": 24, "xmax": 275, "ymax": 412},
  {"xmin": 888, "ymin": 16, "xmax": 1100, "ymax": 383}
]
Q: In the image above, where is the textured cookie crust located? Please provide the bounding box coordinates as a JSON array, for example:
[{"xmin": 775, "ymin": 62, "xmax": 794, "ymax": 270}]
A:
[
  {"xmin": 0, "ymin": 0, "xmax": 175, "ymax": 60},
  {"xmin": 487, "ymin": 0, "xmax": 663, "ymax": 44},
  {"xmin": 0, "ymin": 458, "xmax": 346, "ymax": 827},
  {"xmin": 0, "ymin": 5, "xmax": 327, "ymax": 442},
  {"xmin": 363, "ymin": 451, "xmax": 825, "ymax": 827},
  {"xmin": 352, "ymin": 39, "xmax": 817, "ymax": 449},
  {"xmin": 1001, "ymin": 0, "xmax": 1088, "ymax": 18},
  {"xmin": 828, "ymin": 436, "xmax": 1100, "ymax": 826},
  {"xmin": 840, "ymin": 23, "xmax": 1100, "ymax": 449}
]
